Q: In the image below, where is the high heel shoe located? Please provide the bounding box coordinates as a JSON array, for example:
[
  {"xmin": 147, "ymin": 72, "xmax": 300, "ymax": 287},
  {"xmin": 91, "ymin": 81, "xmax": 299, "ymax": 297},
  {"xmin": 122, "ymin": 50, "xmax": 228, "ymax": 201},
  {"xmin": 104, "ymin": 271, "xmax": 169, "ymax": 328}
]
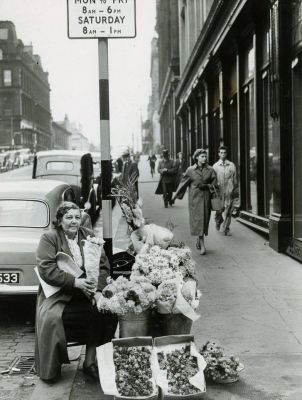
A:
[{"xmin": 196, "ymin": 239, "xmax": 201, "ymax": 250}]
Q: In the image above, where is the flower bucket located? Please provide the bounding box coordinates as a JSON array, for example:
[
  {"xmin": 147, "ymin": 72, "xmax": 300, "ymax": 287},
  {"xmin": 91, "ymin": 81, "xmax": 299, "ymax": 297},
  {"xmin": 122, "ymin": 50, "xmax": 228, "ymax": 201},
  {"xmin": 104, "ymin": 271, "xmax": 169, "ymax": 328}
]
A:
[
  {"xmin": 157, "ymin": 313, "xmax": 193, "ymax": 336},
  {"xmin": 118, "ymin": 309, "xmax": 150, "ymax": 338}
]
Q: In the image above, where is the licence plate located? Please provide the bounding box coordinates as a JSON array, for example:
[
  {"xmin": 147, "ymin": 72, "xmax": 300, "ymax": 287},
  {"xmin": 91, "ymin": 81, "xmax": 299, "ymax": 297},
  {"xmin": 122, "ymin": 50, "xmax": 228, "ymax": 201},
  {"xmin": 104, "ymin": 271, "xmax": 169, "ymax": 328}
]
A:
[{"xmin": 0, "ymin": 272, "xmax": 20, "ymax": 284}]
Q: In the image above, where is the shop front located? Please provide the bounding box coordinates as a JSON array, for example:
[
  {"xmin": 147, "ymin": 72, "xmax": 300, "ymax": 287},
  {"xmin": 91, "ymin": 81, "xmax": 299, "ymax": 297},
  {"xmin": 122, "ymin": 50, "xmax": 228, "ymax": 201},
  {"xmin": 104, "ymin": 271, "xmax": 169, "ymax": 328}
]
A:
[{"xmin": 175, "ymin": 0, "xmax": 296, "ymax": 255}]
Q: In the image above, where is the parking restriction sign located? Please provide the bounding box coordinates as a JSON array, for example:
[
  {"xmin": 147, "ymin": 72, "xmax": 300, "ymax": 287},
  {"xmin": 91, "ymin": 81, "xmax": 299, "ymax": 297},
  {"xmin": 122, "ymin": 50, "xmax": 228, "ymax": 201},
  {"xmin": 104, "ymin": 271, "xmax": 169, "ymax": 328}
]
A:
[{"xmin": 67, "ymin": 0, "xmax": 136, "ymax": 39}]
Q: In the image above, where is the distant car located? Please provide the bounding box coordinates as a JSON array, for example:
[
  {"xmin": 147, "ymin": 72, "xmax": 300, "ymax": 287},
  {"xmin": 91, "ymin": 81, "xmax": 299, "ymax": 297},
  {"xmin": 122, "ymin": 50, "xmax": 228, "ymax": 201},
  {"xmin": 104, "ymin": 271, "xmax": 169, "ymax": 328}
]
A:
[
  {"xmin": 0, "ymin": 180, "xmax": 77, "ymax": 296},
  {"xmin": 18, "ymin": 148, "xmax": 33, "ymax": 166},
  {"xmin": 0, "ymin": 152, "xmax": 9, "ymax": 172},
  {"xmin": 32, "ymin": 150, "xmax": 100, "ymax": 224}
]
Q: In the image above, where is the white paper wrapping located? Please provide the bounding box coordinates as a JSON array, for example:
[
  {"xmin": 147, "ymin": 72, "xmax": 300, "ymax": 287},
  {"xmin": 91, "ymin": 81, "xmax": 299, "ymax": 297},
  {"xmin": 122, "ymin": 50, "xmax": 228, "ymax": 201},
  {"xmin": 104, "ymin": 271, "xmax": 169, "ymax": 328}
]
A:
[
  {"xmin": 35, "ymin": 252, "xmax": 83, "ymax": 298},
  {"xmin": 96, "ymin": 342, "xmax": 119, "ymax": 396},
  {"xmin": 82, "ymin": 239, "xmax": 102, "ymax": 284}
]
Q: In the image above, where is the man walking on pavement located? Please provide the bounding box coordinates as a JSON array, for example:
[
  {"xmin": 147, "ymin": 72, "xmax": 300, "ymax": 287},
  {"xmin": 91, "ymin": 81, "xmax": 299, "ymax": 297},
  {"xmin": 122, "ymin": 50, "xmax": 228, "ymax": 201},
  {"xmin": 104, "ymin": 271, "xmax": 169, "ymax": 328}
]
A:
[
  {"xmin": 213, "ymin": 145, "xmax": 237, "ymax": 236},
  {"xmin": 155, "ymin": 149, "xmax": 177, "ymax": 208}
]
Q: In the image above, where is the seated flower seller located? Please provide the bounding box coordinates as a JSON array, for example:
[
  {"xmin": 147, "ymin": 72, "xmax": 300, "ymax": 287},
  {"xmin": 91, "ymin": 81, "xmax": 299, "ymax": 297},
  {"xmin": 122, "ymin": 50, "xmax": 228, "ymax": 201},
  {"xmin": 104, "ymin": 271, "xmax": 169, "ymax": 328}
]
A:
[{"xmin": 35, "ymin": 201, "xmax": 117, "ymax": 383}]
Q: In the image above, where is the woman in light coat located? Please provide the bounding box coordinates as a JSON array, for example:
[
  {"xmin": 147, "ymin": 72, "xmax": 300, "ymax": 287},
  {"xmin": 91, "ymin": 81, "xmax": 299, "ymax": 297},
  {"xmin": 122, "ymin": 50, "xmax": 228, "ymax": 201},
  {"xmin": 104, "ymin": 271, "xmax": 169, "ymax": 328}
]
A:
[{"xmin": 173, "ymin": 149, "xmax": 217, "ymax": 255}]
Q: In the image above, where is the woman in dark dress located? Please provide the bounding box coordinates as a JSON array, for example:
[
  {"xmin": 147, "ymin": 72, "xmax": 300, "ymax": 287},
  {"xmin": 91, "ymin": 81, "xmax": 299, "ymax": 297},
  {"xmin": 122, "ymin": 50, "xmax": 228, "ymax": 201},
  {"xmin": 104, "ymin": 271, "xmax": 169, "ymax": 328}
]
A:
[
  {"xmin": 35, "ymin": 202, "xmax": 117, "ymax": 383},
  {"xmin": 173, "ymin": 149, "xmax": 217, "ymax": 255}
]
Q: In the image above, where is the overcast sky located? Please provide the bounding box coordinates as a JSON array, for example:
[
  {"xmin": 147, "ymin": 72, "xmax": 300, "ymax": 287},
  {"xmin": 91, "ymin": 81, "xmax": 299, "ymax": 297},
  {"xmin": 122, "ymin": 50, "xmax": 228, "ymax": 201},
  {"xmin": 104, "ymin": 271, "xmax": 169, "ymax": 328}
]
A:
[{"xmin": 1, "ymin": 0, "xmax": 157, "ymax": 152}]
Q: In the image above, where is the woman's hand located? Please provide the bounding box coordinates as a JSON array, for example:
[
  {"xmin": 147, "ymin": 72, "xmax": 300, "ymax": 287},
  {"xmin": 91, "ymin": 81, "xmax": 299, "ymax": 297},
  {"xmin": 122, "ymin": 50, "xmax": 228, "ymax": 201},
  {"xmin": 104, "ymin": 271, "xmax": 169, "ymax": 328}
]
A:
[{"xmin": 74, "ymin": 278, "xmax": 96, "ymax": 299}]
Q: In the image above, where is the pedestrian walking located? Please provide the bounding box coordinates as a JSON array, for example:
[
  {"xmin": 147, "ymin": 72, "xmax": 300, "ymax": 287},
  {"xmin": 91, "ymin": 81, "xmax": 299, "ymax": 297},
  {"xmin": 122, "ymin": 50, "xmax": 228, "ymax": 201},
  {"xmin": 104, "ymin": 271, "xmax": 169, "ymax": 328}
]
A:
[
  {"xmin": 175, "ymin": 152, "xmax": 186, "ymax": 186},
  {"xmin": 35, "ymin": 202, "xmax": 117, "ymax": 383},
  {"xmin": 147, "ymin": 152, "xmax": 157, "ymax": 177},
  {"xmin": 120, "ymin": 150, "xmax": 139, "ymax": 198},
  {"xmin": 213, "ymin": 146, "xmax": 238, "ymax": 236},
  {"xmin": 155, "ymin": 149, "xmax": 177, "ymax": 208},
  {"xmin": 172, "ymin": 149, "xmax": 217, "ymax": 255}
]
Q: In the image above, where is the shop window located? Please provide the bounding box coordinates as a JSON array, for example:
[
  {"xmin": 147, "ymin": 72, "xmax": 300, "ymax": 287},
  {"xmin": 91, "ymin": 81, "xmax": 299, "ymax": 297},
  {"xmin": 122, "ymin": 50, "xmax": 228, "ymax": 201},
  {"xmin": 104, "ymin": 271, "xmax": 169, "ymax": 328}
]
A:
[
  {"xmin": 242, "ymin": 41, "xmax": 257, "ymax": 214},
  {"xmin": 244, "ymin": 83, "xmax": 257, "ymax": 214},
  {"xmin": 292, "ymin": 0, "xmax": 302, "ymax": 47},
  {"xmin": 260, "ymin": 66, "xmax": 281, "ymax": 218},
  {"xmin": 292, "ymin": 56, "xmax": 302, "ymax": 239},
  {"xmin": 3, "ymin": 70, "xmax": 12, "ymax": 87}
]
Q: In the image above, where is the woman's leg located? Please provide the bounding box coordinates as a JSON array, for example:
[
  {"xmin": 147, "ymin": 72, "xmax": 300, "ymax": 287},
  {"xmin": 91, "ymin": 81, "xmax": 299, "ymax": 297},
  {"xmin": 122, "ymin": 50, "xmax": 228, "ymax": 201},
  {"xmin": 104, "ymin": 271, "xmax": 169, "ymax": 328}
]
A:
[
  {"xmin": 84, "ymin": 345, "xmax": 96, "ymax": 367},
  {"xmin": 199, "ymin": 235, "xmax": 206, "ymax": 255}
]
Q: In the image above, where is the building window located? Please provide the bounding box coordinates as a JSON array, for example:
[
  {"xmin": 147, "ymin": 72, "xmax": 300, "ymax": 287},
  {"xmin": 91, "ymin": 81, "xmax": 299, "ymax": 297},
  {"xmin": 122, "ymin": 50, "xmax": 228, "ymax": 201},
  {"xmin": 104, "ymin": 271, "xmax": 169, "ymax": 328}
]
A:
[
  {"xmin": 0, "ymin": 28, "xmax": 8, "ymax": 40},
  {"xmin": 3, "ymin": 70, "xmax": 12, "ymax": 87},
  {"xmin": 0, "ymin": 49, "xmax": 3, "ymax": 60}
]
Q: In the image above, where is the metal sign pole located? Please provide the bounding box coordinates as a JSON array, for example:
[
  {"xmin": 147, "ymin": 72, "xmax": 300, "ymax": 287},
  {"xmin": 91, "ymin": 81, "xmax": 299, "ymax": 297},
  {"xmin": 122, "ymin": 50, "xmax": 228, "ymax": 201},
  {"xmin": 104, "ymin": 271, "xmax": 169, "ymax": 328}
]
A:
[{"xmin": 98, "ymin": 38, "xmax": 113, "ymax": 269}]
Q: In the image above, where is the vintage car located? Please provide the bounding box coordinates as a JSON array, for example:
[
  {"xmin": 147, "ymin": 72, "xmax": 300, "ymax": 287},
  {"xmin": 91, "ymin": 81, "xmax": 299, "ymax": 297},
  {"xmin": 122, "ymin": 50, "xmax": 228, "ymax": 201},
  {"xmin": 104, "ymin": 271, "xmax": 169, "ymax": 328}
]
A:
[
  {"xmin": 32, "ymin": 150, "xmax": 100, "ymax": 224},
  {"xmin": 0, "ymin": 180, "xmax": 76, "ymax": 296},
  {"xmin": 0, "ymin": 152, "xmax": 9, "ymax": 172}
]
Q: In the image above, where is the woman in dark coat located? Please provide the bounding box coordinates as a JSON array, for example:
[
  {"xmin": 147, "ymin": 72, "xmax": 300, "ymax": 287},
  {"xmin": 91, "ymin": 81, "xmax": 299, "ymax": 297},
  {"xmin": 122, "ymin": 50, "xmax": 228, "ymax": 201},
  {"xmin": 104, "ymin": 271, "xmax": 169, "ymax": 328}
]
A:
[
  {"xmin": 173, "ymin": 149, "xmax": 217, "ymax": 255},
  {"xmin": 35, "ymin": 202, "xmax": 117, "ymax": 383}
]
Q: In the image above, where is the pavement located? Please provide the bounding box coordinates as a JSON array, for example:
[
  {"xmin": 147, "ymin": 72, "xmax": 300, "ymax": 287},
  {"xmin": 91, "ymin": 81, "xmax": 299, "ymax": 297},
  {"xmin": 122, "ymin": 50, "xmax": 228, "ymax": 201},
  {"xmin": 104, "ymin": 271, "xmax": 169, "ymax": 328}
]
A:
[{"xmin": 2, "ymin": 155, "xmax": 302, "ymax": 399}]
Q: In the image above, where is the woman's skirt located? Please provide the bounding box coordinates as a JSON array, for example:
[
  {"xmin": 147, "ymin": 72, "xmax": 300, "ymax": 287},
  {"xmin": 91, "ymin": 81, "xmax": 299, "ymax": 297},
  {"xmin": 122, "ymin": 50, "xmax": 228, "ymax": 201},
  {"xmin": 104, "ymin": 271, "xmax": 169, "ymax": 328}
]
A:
[{"xmin": 62, "ymin": 290, "xmax": 117, "ymax": 346}]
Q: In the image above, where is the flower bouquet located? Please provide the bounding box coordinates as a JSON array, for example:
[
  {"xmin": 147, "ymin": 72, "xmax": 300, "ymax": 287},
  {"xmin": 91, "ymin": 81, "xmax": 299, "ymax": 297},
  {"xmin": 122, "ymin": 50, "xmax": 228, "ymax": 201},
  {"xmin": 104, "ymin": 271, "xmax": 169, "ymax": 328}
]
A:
[
  {"xmin": 82, "ymin": 235, "xmax": 104, "ymax": 291},
  {"xmin": 199, "ymin": 341, "xmax": 244, "ymax": 384},
  {"xmin": 97, "ymin": 275, "xmax": 156, "ymax": 316},
  {"xmin": 112, "ymin": 178, "xmax": 144, "ymax": 231},
  {"xmin": 153, "ymin": 335, "xmax": 206, "ymax": 398},
  {"xmin": 97, "ymin": 275, "xmax": 157, "ymax": 337},
  {"xmin": 97, "ymin": 337, "xmax": 158, "ymax": 399}
]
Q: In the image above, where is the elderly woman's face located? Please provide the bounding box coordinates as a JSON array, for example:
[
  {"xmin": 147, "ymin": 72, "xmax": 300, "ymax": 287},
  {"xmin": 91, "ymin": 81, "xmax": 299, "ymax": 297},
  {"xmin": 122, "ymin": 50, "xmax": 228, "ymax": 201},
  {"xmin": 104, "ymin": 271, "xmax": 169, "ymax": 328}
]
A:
[
  {"xmin": 60, "ymin": 208, "xmax": 81, "ymax": 238},
  {"xmin": 197, "ymin": 153, "xmax": 207, "ymax": 165}
]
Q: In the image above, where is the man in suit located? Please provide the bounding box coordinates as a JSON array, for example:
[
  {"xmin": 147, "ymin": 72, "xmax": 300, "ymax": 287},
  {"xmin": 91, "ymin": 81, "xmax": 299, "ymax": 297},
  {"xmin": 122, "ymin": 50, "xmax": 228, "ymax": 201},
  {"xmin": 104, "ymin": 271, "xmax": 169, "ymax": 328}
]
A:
[
  {"xmin": 155, "ymin": 149, "xmax": 177, "ymax": 208},
  {"xmin": 120, "ymin": 151, "xmax": 139, "ymax": 198}
]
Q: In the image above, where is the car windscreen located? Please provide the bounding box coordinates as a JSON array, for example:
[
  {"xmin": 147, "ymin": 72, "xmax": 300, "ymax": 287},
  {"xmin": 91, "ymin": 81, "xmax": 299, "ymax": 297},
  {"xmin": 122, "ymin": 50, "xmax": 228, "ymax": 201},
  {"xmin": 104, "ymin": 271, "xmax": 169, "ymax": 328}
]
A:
[
  {"xmin": 0, "ymin": 200, "xmax": 49, "ymax": 227},
  {"xmin": 46, "ymin": 161, "xmax": 74, "ymax": 171}
]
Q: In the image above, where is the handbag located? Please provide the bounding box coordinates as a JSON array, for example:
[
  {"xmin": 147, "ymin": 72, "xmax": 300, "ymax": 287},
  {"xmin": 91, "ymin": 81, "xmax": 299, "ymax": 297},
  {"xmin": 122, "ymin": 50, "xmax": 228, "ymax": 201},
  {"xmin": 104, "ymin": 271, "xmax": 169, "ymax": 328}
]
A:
[{"xmin": 211, "ymin": 188, "xmax": 222, "ymax": 211}]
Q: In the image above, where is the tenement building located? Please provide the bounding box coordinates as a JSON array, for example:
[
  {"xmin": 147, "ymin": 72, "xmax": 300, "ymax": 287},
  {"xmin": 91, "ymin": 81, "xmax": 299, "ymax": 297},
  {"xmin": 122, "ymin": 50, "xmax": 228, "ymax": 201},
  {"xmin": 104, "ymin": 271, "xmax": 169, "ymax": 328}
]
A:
[
  {"xmin": 156, "ymin": 0, "xmax": 302, "ymax": 260},
  {"xmin": 0, "ymin": 21, "xmax": 52, "ymax": 152}
]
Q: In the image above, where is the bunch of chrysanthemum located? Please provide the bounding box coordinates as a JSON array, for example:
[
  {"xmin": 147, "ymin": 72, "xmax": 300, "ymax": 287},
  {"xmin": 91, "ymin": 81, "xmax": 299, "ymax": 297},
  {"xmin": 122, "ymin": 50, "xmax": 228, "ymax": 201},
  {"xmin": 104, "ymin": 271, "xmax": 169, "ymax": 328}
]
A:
[
  {"xmin": 131, "ymin": 245, "xmax": 197, "ymax": 285},
  {"xmin": 97, "ymin": 275, "xmax": 156, "ymax": 315},
  {"xmin": 157, "ymin": 345, "xmax": 200, "ymax": 395},
  {"xmin": 113, "ymin": 346, "xmax": 155, "ymax": 396},
  {"xmin": 199, "ymin": 341, "xmax": 243, "ymax": 382}
]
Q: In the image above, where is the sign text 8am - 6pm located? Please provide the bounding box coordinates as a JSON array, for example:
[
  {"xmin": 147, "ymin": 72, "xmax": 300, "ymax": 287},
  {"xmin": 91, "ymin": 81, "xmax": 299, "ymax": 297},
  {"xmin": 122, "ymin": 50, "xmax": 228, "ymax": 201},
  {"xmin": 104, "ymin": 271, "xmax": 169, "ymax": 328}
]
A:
[{"xmin": 67, "ymin": 0, "xmax": 136, "ymax": 39}]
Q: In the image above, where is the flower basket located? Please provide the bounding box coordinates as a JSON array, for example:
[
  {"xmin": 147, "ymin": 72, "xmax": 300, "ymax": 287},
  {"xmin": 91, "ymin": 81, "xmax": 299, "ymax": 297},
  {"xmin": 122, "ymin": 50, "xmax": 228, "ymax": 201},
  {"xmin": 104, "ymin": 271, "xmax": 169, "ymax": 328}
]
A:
[
  {"xmin": 199, "ymin": 341, "xmax": 244, "ymax": 384},
  {"xmin": 119, "ymin": 309, "xmax": 151, "ymax": 338},
  {"xmin": 212, "ymin": 363, "xmax": 245, "ymax": 384}
]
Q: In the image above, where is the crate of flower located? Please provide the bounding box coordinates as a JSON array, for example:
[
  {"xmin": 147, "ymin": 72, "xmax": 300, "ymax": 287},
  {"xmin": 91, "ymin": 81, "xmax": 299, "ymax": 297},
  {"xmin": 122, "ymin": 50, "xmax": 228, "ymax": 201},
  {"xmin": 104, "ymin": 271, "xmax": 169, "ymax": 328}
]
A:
[
  {"xmin": 153, "ymin": 335, "xmax": 206, "ymax": 400},
  {"xmin": 96, "ymin": 336, "xmax": 158, "ymax": 400}
]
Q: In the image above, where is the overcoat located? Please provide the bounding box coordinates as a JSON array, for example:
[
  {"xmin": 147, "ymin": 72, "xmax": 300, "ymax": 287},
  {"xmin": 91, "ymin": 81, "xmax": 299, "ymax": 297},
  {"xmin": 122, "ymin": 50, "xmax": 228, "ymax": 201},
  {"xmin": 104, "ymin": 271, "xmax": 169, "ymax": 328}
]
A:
[
  {"xmin": 35, "ymin": 226, "xmax": 110, "ymax": 381},
  {"xmin": 173, "ymin": 164, "xmax": 217, "ymax": 236},
  {"xmin": 155, "ymin": 159, "xmax": 177, "ymax": 194}
]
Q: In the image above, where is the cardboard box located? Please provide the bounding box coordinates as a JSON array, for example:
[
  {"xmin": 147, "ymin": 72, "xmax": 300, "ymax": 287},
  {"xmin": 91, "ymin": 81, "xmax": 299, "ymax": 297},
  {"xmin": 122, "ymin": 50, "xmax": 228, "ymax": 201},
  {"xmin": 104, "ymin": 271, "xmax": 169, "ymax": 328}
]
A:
[
  {"xmin": 97, "ymin": 336, "xmax": 158, "ymax": 400},
  {"xmin": 153, "ymin": 335, "xmax": 206, "ymax": 400}
]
